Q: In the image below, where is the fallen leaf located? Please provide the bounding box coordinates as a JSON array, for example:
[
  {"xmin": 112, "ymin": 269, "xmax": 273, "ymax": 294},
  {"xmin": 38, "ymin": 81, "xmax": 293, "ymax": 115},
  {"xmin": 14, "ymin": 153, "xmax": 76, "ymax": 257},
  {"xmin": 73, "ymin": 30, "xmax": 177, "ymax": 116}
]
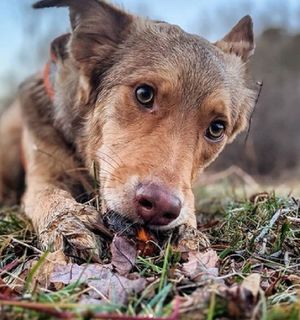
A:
[
  {"xmin": 111, "ymin": 235, "xmax": 136, "ymax": 276},
  {"xmin": 182, "ymin": 250, "xmax": 219, "ymax": 281},
  {"xmin": 34, "ymin": 250, "xmax": 67, "ymax": 289},
  {"xmin": 220, "ymin": 273, "xmax": 261, "ymax": 319},
  {"xmin": 8, "ymin": 259, "xmax": 35, "ymax": 294},
  {"xmin": 50, "ymin": 263, "xmax": 146, "ymax": 305},
  {"xmin": 242, "ymin": 273, "xmax": 261, "ymax": 297},
  {"xmin": 177, "ymin": 287, "xmax": 211, "ymax": 314},
  {"xmin": 0, "ymin": 278, "xmax": 18, "ymax": 298},
  {"xmin": 287, "ymin": 274, "xmax": 300, "ymax": 284}
]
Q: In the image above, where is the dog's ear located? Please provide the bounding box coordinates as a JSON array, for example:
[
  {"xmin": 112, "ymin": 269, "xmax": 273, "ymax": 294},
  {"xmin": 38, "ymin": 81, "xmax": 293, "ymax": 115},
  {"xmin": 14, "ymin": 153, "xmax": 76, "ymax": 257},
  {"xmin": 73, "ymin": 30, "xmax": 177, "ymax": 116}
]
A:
[
  {"xmin": 214, "ymin": 15, "xmax": 255, "ymax": 61},
  {"xmin": 33, "ymin": 0, "xmax": 131, "ymax": 31},
  {"xmin": 50, "ymin": 33, "xmax": 71, "ymax": 61},
  {"xmin": 33, "ymin": 0, "xmax": 133, "ymax": 67}
]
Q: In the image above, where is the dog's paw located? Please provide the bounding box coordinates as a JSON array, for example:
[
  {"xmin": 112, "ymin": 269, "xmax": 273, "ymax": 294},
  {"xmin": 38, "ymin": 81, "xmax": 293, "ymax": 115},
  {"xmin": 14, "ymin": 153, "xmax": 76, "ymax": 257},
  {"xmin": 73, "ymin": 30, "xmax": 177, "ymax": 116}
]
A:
[
  {"xmin": 39, "ymin": 205, "xmax": 103, "ymax": 263},
  {"xmin": 175, "ymin": 225, "xmax": 211, "ymax": 251}
]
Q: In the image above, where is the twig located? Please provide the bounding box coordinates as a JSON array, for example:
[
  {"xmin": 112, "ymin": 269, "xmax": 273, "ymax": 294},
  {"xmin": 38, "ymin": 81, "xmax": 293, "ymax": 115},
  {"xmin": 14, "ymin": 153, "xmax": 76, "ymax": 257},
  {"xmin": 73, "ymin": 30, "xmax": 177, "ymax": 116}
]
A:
[
  {"xmin": 287, "ymin": 216, "xmax": 300, "ymax": 223},
  {"xmin": 244, "ymin": 80, "xmax": 263, "ymax": 143},
  {"xmin": 11, "ymin": 238, "xmax": 44, "ymax": 255},
  {"xmin": 255, "ymin": 209, "xmax": 287, "ymax": 243},
  {"xmin": 0, "ymin": 297, "xmax": 180, "ymax": 320}
]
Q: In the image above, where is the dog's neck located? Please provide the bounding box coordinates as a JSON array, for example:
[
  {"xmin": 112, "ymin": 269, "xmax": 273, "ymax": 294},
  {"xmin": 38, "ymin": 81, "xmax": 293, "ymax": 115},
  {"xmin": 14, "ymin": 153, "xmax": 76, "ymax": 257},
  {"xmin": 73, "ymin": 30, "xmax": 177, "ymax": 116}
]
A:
[
  {"xmin": 41, "ymin": 49, "xmax": 96, "ymax": 170},
  {"xmin": 42, "ymin": 49, "xmax": 80, "ymax": 144}
]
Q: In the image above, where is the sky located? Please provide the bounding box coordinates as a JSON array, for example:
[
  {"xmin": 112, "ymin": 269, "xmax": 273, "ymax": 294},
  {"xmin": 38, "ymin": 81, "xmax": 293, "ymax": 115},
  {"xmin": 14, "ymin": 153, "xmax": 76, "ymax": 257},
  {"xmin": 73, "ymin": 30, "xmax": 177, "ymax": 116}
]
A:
[{"xmin": 0, "ymin": 0, "xmax": 299, "ymax": 99}]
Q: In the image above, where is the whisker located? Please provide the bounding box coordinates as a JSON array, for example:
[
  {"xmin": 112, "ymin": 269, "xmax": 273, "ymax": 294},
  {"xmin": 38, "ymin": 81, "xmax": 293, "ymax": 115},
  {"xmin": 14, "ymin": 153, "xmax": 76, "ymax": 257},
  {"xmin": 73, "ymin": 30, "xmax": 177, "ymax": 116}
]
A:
[
  {"xmin": 97, "ymin": 169, "xmax": 124, "ymax": 184},
  {"xmin": 96, "ymin": 154, "xmax": 119, "ymax": 171},
  {"xmin": 99, "ymin": 146, "xmax": 125, "ymax": 167},
  {"xmin": 97, "ymin": 149, "xmax": 123, "ymax": 168}
]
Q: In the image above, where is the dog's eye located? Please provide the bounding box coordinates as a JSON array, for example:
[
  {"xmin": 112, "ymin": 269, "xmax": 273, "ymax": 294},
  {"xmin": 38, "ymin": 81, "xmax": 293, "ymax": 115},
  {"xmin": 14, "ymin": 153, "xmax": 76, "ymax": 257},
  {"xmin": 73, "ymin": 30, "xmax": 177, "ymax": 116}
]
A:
[
  {"xmin": 205, "ymin": 121, "xmax": 226, "ymax": 141},
  {"xmin": 135, "ymin": 85, "xmax": 155, "ymax": 107}
]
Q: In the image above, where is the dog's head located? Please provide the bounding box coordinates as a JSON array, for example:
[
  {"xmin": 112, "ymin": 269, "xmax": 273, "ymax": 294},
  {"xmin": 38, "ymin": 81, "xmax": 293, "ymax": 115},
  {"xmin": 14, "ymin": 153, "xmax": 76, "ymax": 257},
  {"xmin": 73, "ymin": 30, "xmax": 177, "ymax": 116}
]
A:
[{"xmin": 34, "ymin": 0, "xmax": 257, "ymax": 230}]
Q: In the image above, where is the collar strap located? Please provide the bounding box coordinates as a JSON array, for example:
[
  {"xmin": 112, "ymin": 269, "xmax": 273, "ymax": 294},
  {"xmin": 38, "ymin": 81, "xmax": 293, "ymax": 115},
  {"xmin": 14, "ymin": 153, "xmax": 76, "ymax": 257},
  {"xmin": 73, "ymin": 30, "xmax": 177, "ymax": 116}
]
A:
[{"xmin": 43, "ymin": 51, "xmax": 57, "ymax": 101}]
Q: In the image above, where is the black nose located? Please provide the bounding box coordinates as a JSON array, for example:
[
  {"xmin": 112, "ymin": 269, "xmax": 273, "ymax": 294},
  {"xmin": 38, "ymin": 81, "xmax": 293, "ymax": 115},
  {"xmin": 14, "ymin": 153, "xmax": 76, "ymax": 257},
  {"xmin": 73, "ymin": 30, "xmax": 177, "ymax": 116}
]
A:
[{"xmin": 135, "ymin": 183, "xmax": 181, "ymax": 226}]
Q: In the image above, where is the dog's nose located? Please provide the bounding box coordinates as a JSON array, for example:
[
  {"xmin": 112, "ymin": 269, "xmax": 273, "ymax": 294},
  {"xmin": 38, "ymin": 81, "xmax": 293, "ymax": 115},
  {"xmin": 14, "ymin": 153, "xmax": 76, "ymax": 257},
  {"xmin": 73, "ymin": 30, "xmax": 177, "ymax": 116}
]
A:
[{"xmin": 135, "ymin": 183, "xmax": 181, "ymax": 226}]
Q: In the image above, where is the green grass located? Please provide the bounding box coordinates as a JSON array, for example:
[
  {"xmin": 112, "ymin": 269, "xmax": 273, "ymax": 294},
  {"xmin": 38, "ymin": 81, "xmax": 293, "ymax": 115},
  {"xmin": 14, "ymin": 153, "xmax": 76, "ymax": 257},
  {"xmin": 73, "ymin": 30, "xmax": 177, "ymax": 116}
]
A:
[{"xmin": 1, "ymin": 183, "xmax": 300, "ymax": 319}]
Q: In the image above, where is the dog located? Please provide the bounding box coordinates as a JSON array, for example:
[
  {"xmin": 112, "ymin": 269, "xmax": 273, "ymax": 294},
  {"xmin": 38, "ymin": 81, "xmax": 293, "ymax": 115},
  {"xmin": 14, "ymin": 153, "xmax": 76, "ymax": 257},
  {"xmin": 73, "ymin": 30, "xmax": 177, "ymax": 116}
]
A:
[{"xmin": 0, "ymin": 0, "xmax": 257, "ymax": 261}]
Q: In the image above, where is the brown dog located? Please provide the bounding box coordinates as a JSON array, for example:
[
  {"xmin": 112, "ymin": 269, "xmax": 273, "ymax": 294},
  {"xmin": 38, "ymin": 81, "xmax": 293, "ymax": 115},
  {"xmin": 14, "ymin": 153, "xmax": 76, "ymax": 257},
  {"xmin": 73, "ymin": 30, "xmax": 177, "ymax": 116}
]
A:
[{"xmin": 0, "ymin": 0, "xmax": 257, "ymax": 260}]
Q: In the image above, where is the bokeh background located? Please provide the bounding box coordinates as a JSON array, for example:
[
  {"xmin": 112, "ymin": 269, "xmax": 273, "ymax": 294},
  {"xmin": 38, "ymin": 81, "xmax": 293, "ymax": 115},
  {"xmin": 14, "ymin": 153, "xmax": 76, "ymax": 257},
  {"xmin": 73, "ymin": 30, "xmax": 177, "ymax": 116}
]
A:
[{"xmin": 1, "ymin": 0, "xmax": 300, "ymax": 185}]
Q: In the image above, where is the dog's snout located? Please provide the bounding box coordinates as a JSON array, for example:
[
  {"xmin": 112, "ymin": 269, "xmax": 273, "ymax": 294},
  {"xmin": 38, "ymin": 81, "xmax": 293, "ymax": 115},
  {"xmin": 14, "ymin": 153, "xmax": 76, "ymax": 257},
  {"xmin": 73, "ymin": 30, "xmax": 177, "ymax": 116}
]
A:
[{"xmin": 135, "ymin": 183, "xmax": 181, "ymax": 226}]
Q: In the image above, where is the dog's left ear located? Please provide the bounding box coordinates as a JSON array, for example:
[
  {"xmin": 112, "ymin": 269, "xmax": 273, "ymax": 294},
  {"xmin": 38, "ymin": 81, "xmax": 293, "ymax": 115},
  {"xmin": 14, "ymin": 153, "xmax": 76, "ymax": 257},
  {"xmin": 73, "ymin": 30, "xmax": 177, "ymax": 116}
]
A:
[{"xmin": 214, "ymin": 15, "xmax": 255, "ymax": 62}]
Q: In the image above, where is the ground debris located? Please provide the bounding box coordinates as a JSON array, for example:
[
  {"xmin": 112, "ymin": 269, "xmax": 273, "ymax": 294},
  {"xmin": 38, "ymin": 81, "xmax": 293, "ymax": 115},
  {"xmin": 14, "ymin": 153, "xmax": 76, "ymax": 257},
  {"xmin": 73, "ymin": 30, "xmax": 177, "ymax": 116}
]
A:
[
  {"xmin": 50, "ymin": 263, "xmax": 146, "ymax": 305},
  {"xmin": 181, "ymin": 250, "xmax": 219, "ymax": 281},
  {"xmin": 218, "ymin": 273, "xmax": 261, "ymax": 319},
  {"xmin": 111, "ymin": 235, "xmax": 137, "ymax": 276},
  {"xmin": 1, "ymin": 191, "xmax": 300, "ymax": 319}
]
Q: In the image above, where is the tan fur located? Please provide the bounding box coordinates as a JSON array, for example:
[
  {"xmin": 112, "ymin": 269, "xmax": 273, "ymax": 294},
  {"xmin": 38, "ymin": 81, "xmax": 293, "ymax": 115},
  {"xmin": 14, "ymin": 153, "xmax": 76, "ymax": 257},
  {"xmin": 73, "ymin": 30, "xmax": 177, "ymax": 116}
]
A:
[{"xmin": 0, "ymin": 0, "xmax": 257, "ymax": 260}]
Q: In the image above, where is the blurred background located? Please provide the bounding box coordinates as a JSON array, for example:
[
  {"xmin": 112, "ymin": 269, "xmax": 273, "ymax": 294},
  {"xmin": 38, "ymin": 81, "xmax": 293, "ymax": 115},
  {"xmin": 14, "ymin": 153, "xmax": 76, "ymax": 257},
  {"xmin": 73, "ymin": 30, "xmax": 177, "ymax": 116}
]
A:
[{"xmin": 1, "ymin": 0, "xmax": 300, "ymax": 188}]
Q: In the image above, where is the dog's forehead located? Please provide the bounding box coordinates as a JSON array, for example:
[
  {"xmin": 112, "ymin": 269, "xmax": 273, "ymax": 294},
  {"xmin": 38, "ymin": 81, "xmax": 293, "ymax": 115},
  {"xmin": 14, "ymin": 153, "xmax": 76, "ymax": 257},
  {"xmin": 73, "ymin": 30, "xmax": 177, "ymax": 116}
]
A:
[{"xmin": 121, "ymin": 20, "xmax": 230, "ymax": 96}]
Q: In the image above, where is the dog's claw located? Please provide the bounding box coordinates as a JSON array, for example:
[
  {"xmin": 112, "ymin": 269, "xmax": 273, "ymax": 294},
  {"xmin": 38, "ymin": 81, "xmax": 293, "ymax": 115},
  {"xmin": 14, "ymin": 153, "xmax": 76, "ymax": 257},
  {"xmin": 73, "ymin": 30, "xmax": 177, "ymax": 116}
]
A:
[
  {"xmin": 175, "ymin": 225, "xmax": 211, "ymax": 251},
  {"xmin": 39, "ymin": 205, "xmax": 103, "ymax": 263}
]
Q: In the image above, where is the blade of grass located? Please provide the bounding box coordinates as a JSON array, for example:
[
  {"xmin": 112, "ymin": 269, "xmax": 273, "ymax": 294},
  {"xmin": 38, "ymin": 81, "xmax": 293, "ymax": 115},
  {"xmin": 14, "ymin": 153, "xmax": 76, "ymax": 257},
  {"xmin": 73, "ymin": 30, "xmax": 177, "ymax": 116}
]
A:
[
  {"xmin": 207, "ymin": 291, "xmax": 216, "ymax": 320},
  {"xmin": 159, "ymin": 238, "xmax": 171, "ymax": 292},
  {"xmin": 24, "ymin": 251, "xmax": 49, "ymax": 293}
]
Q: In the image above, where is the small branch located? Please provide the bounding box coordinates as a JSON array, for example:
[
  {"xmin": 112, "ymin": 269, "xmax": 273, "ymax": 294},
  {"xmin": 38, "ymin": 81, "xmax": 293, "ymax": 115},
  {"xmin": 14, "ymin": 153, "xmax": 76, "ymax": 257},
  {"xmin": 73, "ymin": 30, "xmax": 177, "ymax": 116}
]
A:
[{"xmin": 255, "ymin": 209, "xmax": 288, "ymax": 243}]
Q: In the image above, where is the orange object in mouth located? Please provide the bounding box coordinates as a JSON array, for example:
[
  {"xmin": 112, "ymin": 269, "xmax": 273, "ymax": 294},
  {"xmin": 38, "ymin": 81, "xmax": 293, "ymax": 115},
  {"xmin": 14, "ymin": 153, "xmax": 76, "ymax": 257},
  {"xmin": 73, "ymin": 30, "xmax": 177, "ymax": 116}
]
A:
[
  {"xmin": 137, "ymin": 228, "xmax": 152, "ymax": 242},
  {"xmin": 136, "ymin": 227, "xmax": 159, "ymax": 257}
]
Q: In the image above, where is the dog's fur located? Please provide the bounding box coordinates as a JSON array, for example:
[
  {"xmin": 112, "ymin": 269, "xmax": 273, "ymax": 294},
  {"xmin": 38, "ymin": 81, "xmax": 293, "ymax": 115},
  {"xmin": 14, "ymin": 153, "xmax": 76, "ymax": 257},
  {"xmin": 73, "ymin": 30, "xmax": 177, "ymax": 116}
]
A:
[{"xmin": 0, "ymin": 0, "xmax": 257, "ymax": 260}]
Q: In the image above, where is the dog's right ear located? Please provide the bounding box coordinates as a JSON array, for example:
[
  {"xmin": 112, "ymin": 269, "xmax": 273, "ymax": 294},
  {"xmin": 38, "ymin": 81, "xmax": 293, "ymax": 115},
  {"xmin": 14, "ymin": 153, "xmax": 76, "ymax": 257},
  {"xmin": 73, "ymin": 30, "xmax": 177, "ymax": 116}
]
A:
[{"xmin": 33, "ymin": 0, "xmax": 133, "ymax": 70}]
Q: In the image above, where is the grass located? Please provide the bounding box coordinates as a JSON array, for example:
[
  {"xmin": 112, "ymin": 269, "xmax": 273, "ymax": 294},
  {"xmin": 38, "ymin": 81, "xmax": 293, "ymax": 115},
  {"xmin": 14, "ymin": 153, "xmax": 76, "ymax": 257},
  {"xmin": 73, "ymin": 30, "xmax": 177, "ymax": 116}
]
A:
[{"xmin": 1, "ymin": 179, "xmax": 300, "ymax": 319}]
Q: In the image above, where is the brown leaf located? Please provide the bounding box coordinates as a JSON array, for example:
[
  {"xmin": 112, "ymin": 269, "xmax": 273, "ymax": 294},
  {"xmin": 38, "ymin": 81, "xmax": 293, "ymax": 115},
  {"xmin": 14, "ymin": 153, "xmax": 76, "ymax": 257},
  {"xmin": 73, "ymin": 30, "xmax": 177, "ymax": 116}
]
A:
[
  {"xmin": 50, "ymin": 263, "xmax": 146, "ymax": 305},
  {"xmin": 287, "ymin": 274, "xmax": 300, "ymax": 284},
  {"xmin": 111, "ymin": 235, "xmax": 137, "ymax": 276},
  {"xmin": 34, "ymin": 250, "xmax": 67, "ymax": 289},
  {"xmin": 177, "ymin": 287, "xmax": 211, "ymax": 314},
  {"xmin": 0, "ymin": 279, "xmax": 18, "ymax": 298},
  {"xmin": 220, "ymin": 273, "xmax": 261, "ymax": 319},
  {"xmin": 242, "ymin": 273, "xmax": 261, "ymax": 297},
  {"xmin": 182, "ymin": 250, "xmax": 219, "ymax": 281}
]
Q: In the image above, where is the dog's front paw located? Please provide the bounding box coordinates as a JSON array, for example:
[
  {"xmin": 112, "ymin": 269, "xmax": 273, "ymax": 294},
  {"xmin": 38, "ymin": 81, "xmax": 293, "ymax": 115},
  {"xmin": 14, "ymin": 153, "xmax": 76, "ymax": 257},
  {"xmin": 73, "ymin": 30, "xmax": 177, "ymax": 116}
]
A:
[
  {"xmin": 175, "ymin": 225, "xmax": 211, "ymax": 251},
  {"xmin": 39, "ymin": 205, "xmax": 103, "ymax": 263}
]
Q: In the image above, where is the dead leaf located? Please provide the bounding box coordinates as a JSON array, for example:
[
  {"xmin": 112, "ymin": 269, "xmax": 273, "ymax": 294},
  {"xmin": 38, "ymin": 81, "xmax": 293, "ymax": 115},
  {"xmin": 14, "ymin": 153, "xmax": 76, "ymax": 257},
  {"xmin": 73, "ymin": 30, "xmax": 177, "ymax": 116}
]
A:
[
  {"xmin": 242, "ymin": 273, "xmax": 261, "ymax": 297},
  {"xmin": 220, "ymin": 273, "xmax": 261, "ymax": 319},
  {"xmin": 177, "ymin": 287, "xmax": 211, "ymax": 314},
  {"xmin": 8, "ymin": 259, "xmax": 35, "ymax": 294},
  {"xmin": 182, "ymin": 250, "xmax": 219, "ymax": 281},
  {"xmin": 287, "ymin": 274, "xmax": 300, "ymax": 284},
  {"xmin": 33, "ymin": 250, "xmax": 67, "ymax": 289},
  {"xmin": 50, "ymin": 263, "xmax": 146, "ymax": 305},
  {"xmin": 111, "ymin": 235, "xmax": 136, "ymax": 276},
  {"xmin": 0, "ymin": 278, "xmax": 18, "ymax": 298}
]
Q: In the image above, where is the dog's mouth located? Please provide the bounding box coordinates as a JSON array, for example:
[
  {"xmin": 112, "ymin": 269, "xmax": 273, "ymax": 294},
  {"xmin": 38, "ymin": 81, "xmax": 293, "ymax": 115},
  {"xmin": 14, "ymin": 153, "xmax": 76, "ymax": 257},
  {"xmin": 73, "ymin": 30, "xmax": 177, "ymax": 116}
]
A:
[
  {"xmin": 103, "ymin": 210, "xmax": 139, "ymax": 237},
  {"xmin": 103, "ymin": 210, "xmax": 175, "ymax": 240}
]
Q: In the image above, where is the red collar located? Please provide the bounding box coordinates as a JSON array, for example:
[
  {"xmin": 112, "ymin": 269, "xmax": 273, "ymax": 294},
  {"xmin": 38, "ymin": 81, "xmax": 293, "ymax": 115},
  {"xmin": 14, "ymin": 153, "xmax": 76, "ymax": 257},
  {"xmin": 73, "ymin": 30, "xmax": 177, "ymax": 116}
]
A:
[{"xmin": 43, "ymin": 52, "xmax": 57, "ymax": 101}]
